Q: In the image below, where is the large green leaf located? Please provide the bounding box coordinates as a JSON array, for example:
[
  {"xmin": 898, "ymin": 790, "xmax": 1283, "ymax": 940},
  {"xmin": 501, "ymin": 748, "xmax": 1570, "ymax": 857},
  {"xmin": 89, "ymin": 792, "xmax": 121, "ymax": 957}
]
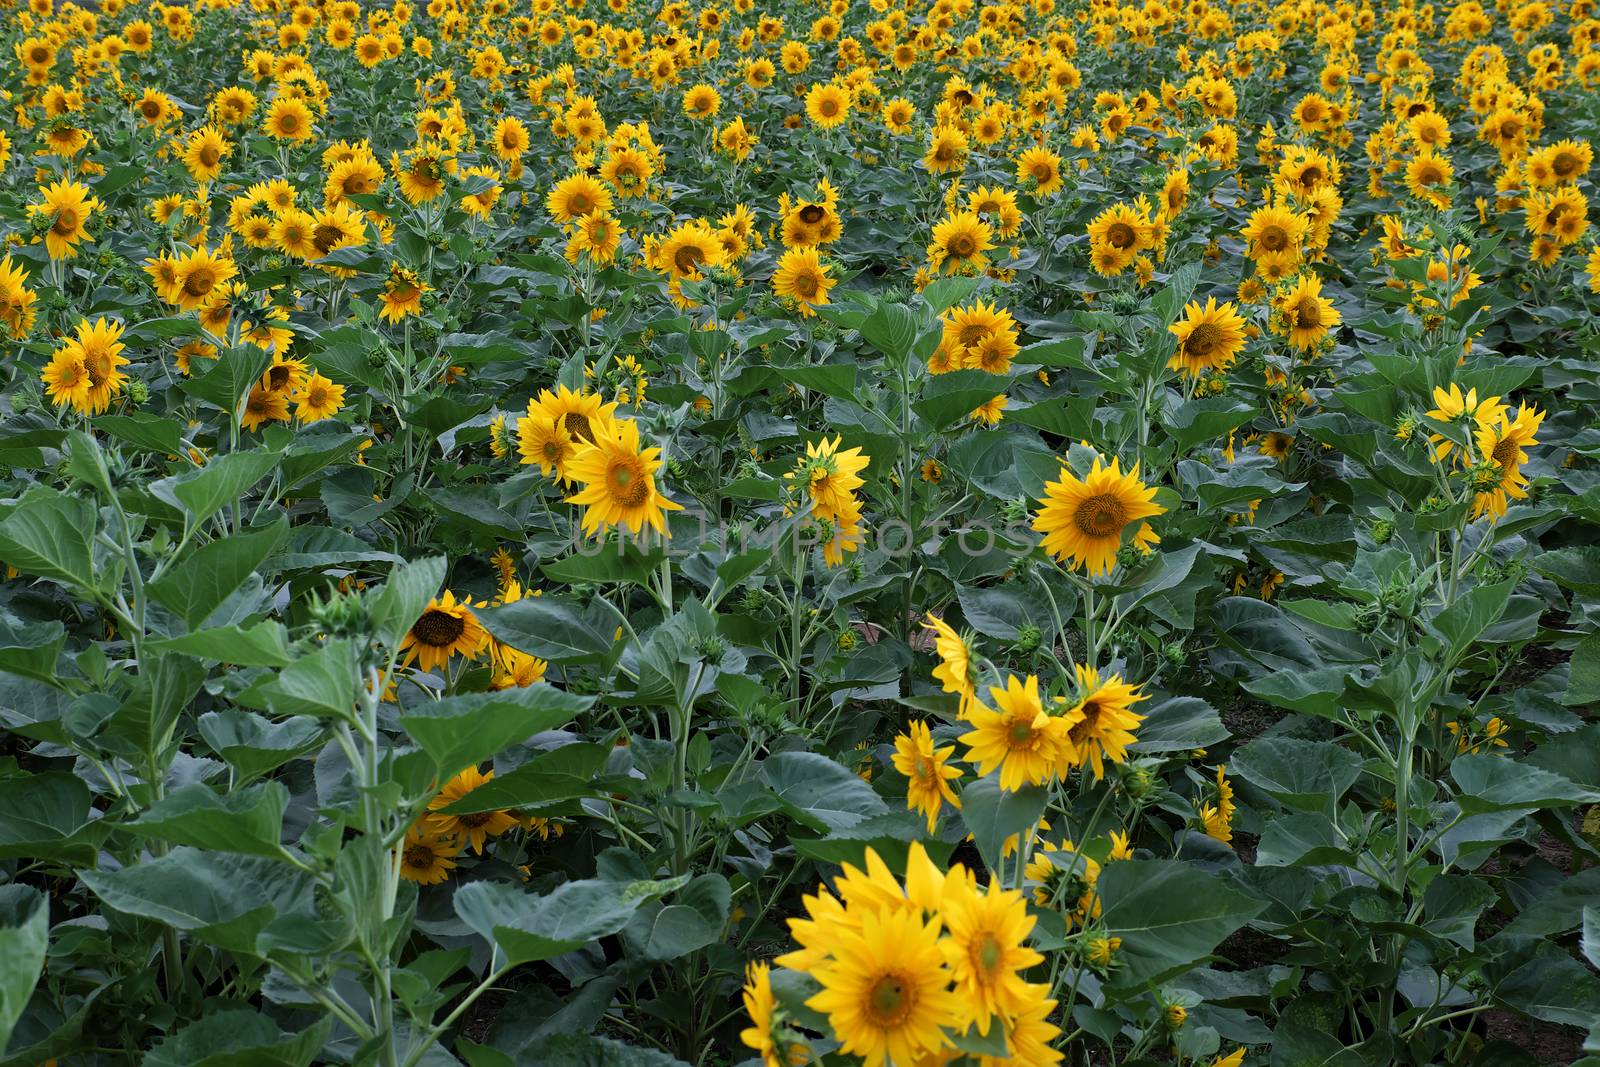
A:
[
  {"xmin": 123, "ymin": 782, "xmax": 293, "ymax": 860},
  {"xmin": 1451, "ymin": 754, "xmax": 1600, "ymax": 814},
  {"xmin": 453, "ymin": 875, "xmax": 686, "ymax": 966},
  {"xmin": 149, "ymin": 449, "xmax": 282, "ymax": 529},
  {"xmin": 960, "ymin": 778, "xmax": 1047, "ymax": 872},
  {"xmin": 0, "ymin": 773, "xmax": 95, "ymax": 864},
  {"xmin": 476, "ymin": 595, "xmax": 625, "ymax": 664},
  {"xmin": 1232, "ymin": 736, "xmax": 1364, "ymax": 811},
  {"xmin": 147, "ymin": 516, "xmax": 289, "ymax": 630},
  {"xmin": 1098, "ymin": 860, "xmax": 1262, "ymax": 994},
  {"xmin": 398, "ymin": 687, "xmax": 594, "ymax": 776},
  {"xmin": 367, "ymin": 555, "xmax": 449, "ymax": 649},
  {"xmin": 197, "ymin": 711, "xmax": 325, "ymax": 786},
  {"xmin": 0, "ymin": 887, "xmax": 48, "ymax": 1054},
  {"xmin": 144, "ymin": 1010, "xmax": 330, "ymax": 1067},
  {"xmin": 435, "ymin": 743, "xmax": 610, "ymax": 814},
  {"xmin": 759, "ymin": 751, "xmax": 890, "ymax": 832},
  {"xmin": 0, "ymin": 487, "xmax": 97, "ymax": 592}
]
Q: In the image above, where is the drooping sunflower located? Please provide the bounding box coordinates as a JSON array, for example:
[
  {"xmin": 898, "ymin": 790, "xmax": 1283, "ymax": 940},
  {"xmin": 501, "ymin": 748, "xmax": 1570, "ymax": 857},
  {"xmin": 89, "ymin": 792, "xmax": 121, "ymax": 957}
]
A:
[
  {"xmin": 805, "ymin": 905, "xmax": 963, "ymax": 1067},
  {"xmin": 1168, "ymin": 297, "xmax": 1248, "ymax": 377},
  {"xmin": 397, "ymin": 824, "xmax": 462, "ymax": 885},
  {"xmin": 1061, "ymin": 663, "xmax": 1147, "ymax": 780},
  {"xmin": 400, "ymin": 590, "xmax": 490, "ymax": 672},
  {"xmin": 960, "ymin": 674, "xmax": 1072, "ymax": 792},
  {"xmin": 940, "ymin": 878, "xmax": 1043, "ymax": 1034},
  {"xmin": 563, "ymin": 417, "xmax": 683, "ymax": 537},
  {"xmin": 891, "ymin": 720, "xmax": 962, "ymax": 832},
  {"xmin": 927, "ymin": 210, "xmax": 995, "ymax": 275},
  {"xmin": 424, "ymin": 765, "xmax": 520, "ymax": 853},
  {"xmin": 1472, "ymin": 404, "xmax": 1544, "ymax": 520},
  {"xmin": 1275, "ymin": 273, "xmax": 1341, "ymax": 350},
  {"xmin": 771, "ymin": 246, "xmax": 834, "ymax": 316},
  {"xmin": 1032, "ymin": 457, "xmax": 1166, "ymax": 576}
]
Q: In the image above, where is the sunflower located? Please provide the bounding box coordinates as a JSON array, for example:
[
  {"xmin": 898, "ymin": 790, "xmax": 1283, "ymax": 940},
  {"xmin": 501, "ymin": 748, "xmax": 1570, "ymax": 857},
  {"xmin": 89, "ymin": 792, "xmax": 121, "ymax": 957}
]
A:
[
  {"xmin": 293, "ymin": 373, "xmax": 345, "ymax": 422},
  {"xmin": 924, "ymin": 125, "xmax": 969, "ymax": 174},
  {"xmin": 43, "ymin": 317, "xmax": 129, "ymax": 416},
  {"xmin": 324, "ymin": 152, "xmax": 384, "ymax": 206},
  {"xmin": 532, "ymin": 384, "xmax": 618, "ymax": 445},
  {"xmin": 171, "ymin": 246, "xmax": 238, "ymax": 312},
  {"xmin": 1276, "ymin": 273, "xmax": 1341, "ymax": 350},
  {"xmin": 923, "ymin": 614, "xmax": 979, "ymax": 716},
  {"xmin": 787, "ymin": 435, "xmax": 868, "ymax": 520},
  {"xmin": 273, "ymin": 208, "xmax": 320, "ymax": 259},
  {"xmin": 489, "ymin": 647, "xmax": 548, "ymax": 690},
  {"xmin": 424, "ymin": 765, "xmax": 520, "ymax": 853},
  {"xmin": 656, "ymin": 220, "xmax": 725, "ymax": 281},
  {"xmin": 1168, "ymin": 297, "xmax": 1248, "ymax": 377},
  {"xmin": 517, "ymin": 410, "xmax": 579, "ymax": 481},
  {"xmin": 781, "ymin": 200, "xmax": 842, "ymax": 247},
  {"xmin": 891, "ymin": 721, "xmax": 962, "ymax": 832},
  {"xmin": 28, "ymin": 179, "xmax": 99, "ymax": 259},
  {"xmin": 927, "ymin": 211, "xmax": 994, "ymax": 275},
  {"xmin": 940, "ymin": 878, "xmax": 1043, "ymax": 1033},
  {"xmin": 1087, "ymin": 202, "xmax": 1152, "ymax": 260},
  {"xmin": 1160, "ymin": 168, "xmax": 1190, "ymax": 218},
  {"xmin": 564, "ymin": 417, "xmax": 683, "ymax": 537},
  {"xmin": 977, "ymin": 988, "xmax": 1064, "ymax": 1067},
  {"xmin": 1424, "ymin": 384, "xmax": 1505, "ymax": 462},
  {"xmin": 378, "ymin": 265, "xmax": 429, "ymax": 323},
  {"xmin": 805, "ymin": 81, "xmax": 851, "ymax": 128},
  {"xmin": 1240, "ymin": 202, "xmax": 1307, "ymax": 266},
  {"xmin": 400, "ymin": 590, "xmax": 490, "ymax": 672},
  {"xmin": 960, "ymin": 674, "xmax": 1071, "ymax": 791},
  {"xmin": 882, "ymin": 97, "xmax": 915, "ymax": 134},
  {"xmin": 1404, "ymin": 149, "xmax": 1454, "ymax": 207},
  {"xmin": 1015, "ymin": 146, "xmax": 1064, "ymax": 196},
  {"xmin": 740, "ymin": 962, "xmax": 795, "ymax": 1067},
  {"xmin": 1061, "ymin": 663, "xmax": 1146, "ymax": 779},
  {"xmin": 240, "ymin": 384, "xmax": 291, "ymax": 431},
  {"xmin": 546, "ymin": 173, "xmax": 613, "ymax": 222},
  {"xmin": 1032, "ymin": 456, "xmax": 1166, "ymax": 576},
  {"xmin": 772, "ymin": 246, "xmax": 834, "ymax": 316},
  {"xmin": 397, "ymin": 824, "xmax": 462, "ymax": 885},
  {"xmin": 394, "ymin": 142, "xmax": 452, "ymax": 204},
  {"xmin": 569, "ymin": 211, "xmax": 621, "ymax": 265},
  {"xmin": 493, "ymin": 115, "xmax": 530, "ymax": 161},
  {"xmin": 1472, "ymin": 404, "xmax": 1544, "ymax": 520},
  {"xmin": 818, "ymin": 495, "xmax": 865, "ymax": 567},
  {"xmin": 966, "ymin": 185, "xmax": 1022, "ymax": 240},
  {"xmin": 0, "ymin": 255, "xmax": 39, "ymax": 338},
  {"xmin": 182, "ymin": 125, "xmax": 229, "ymax": 183},
  {"xmin": 805, "ymin": 906, "xmax": 962, "ymax": 1067},
  {"xmin": 263, "ymin": 96, "xmax": 315, "ymax": 141}
]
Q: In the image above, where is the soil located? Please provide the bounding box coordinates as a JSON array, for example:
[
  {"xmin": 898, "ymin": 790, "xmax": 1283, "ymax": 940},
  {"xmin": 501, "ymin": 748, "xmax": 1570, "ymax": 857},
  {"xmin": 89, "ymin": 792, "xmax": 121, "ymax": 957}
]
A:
[{"xmin": 1478, "ymin": 1011, "xmax": 1587, "ymax": 1066}]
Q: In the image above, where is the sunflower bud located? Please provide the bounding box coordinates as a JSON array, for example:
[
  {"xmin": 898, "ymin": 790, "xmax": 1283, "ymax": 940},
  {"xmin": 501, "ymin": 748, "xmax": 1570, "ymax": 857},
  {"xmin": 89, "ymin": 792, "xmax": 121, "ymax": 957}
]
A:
[
  {"xmin": 1015, "ymin": 623, "xmax": 1041, "ymax": 652},
  {"xmin": 126, "ymin": 379, "xmax": 150, "ymax": 405},
  {"xmin": 1371, "ymin": 517, "xmax": 1395, "ymax": 544}
]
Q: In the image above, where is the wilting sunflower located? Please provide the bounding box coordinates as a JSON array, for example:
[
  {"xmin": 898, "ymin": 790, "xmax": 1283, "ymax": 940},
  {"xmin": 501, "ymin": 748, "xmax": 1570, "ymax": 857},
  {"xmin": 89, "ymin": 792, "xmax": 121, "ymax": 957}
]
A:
[
  {"xmin": 805, "ymin": 906, "xmax": 963, "ymax": 1067},
  {"xmin": 940, "ymin": 877, "xmax": 1043, "ymax": 1033},
  {"xmin": 1168, "ymin": 297, "xmax": 1248, "ymax": 377},
  {"xmin": 397, "ymin": 824, "xmax": 462, "ymax": 885},
  {"xmin": 1472, "ymin": 404, "xmax": 1544, "ymax": 520},
  {"xmin": 1033, "ymin": 456, "xmax": 1166, "ymax": 576},
  {"xmin": 564, "ymin": 417, "xmax": 683, "ymax": 537},
  {"xmin": 891, "ymin": 720, "xmax": 962, "ymax": 832},
  {"xmin": 400, "ymin": 590, "xmax": 490, "ymax": 672},
  {"xmin": 927, "ymin": 210, "xmax": 995, "ymax": 275},
  {"xmin": 1275, "ymin": 273, "xmax": 1341, "ymax": 350},
  {"xmin": 771, "ymin": 246, "xmax": 834, "ymax": 316},
  {"xmin": 960, "ymin": 673, "xmax": 1071, "ymax": 791},
  {"xmin": 1061, "ymin": 663, "xmax": 1147, "ymax": 779},
  {"xmin": 425, "ymin": 765, "xmax": 520, "ymax": 853},
  {"xmin": 28, "ymin": 179, "xmax": 99, "ymax": 259},
  {"xmin": 923, "ymin": 614, "xmax": 979, "ymax": 716}
]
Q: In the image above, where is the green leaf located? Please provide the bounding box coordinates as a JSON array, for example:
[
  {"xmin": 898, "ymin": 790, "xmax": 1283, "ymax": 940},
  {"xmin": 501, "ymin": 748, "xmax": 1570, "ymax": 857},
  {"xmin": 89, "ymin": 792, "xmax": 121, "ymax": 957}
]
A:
[
  {"xmin": 1531, "ymin": 547, "xmax": 1600, "ymax": 596},
  {"xmin": 1427, "ymin": 579, "xmax": 1513, "ymax": 657},
  {"xmin": 1583, "ymin": 907, "xmax": 1599, "ymax": 971},
  {"xmin": 914, "ymin": 369, "xmax": 1011, "ymax": 430},
  {"xmin": 859, "ymin": 300, "xmax": 922, "ymax": 360},
  {"xmin": 477, "ymin": 595, "xmax": 625, "ymax": 664},
  {"xmin": 1243, "ymin": 666, "xmax": 1353, "ymax": 719},
  {"xmin": 1504, "ymin": 868, "xmax": 1600, "ymax": 938},
  {"xmin": 1488, "ymin": 939, "xmax": 1600, "ymax": 1028},
  {"xmin": 198, "ymin": 710, "xmax": 324, "ymax": 786},
  {"xmin": 144, "ymin": 1009, "xmax": 330, "ymax": 1067},
  {"xmin": 453, "ymin": 875, "xmax": 687, "ymax": 966},
  {"xmin": 1131, "ymin": 696, "xmax": 1229, "ymax": 753},
  {"xmin": 150, "ymin": 621, "xmax": 295, "ymax": 667},
  {"xmin": 124, "ymin": 782, "xmax": 292, "ymax": 860},
  {"xmin": 1451, "ymin": 754, "xmax": 1600, "ymax": 814},
  {"xmin": 759, "ymin": 751, "xmax": 890, "ymax": 831},
  {"xmin": 774, "ymin": 363, "xmax": 857, "ymax": 400},
  {"xmin": 398, "ymin": 687, "xmax": 594, "ymax": 776},
  {"xmin": 149, "ymin": 450, "xmax": 282, "ymax": 529},
  {"xmin": 260, "ymin": 638, "xmax": 357, "ymax": 719},
  {"xmin": 1232, "ymin": 736, "xmax": 1364, "ymax": 811},
  {"xmin": 1167, "ymin": 397, "xmax": 1256, "ymax": 453},
  {"xmin": 1567, "ymin": 631, "xmax": 1600, "ymax": 705},
  {"xmin": 367, "ymin": 555, "xmax": 448, "ymax": 649},
  {"xmin": 94, "ymin": 413, "xmax": 183, "ymax": 455},
  {"xmin": 77, "ymin": 848, "xmax": 316, "ymax": 956},
  {"xmin": 434, "ymin": 743, "xmax": 609, "ymax": 814},
  {"xmin": 0, "ymin": 487, "xmax": 97, "ymax": 591},
  {"xmin": 148, "ymin": 517, "xmax": 289, "ymax": 630},
  {"xmin": 463, "ymin": 1033, "xmax": 690, "ymax": 1067},
  {"xmin": 0, "ymin": 886, "xmax": 48, "ymax": 1054},
  {"xmin": 0, "ymin": 616, "xmax": 66, "ymax": 684},
  {"xmin": 960, "ymin": 778, "xmax": 1047, "ymax": 872},
  {"xmin": 179, "ymin": 344, "xmax": 274, "ymax": 412},
  {"xmin": 1421, "ymin": 874, "xmax": 1497, "ymax": 949},
  {"xmin": 1098, "ymin": 860, "xmax": 1262, "ymax": 994}
]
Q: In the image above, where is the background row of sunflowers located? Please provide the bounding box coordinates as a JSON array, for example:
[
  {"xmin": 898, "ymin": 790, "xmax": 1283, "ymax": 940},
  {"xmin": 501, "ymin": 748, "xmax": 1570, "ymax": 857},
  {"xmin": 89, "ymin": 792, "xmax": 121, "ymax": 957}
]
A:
[{"xmin": 1, "ymin": 0, "xmax": 1599, "ymax": 1062}]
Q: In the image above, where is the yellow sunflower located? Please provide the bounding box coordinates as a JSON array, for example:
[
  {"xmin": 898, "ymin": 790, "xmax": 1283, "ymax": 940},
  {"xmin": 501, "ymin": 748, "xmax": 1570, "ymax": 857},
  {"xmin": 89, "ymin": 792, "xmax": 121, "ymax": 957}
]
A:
[
  {"xmin": 1168, "ymin": 297, "xmax": 1248, "ymax": 377},
  {"xmin": 563, "ymin": 416, "xmax": 683, "ymax": 537},
  {"xmin": 1061, "ymin": 663, "xmax": 1147, "ymax": 779},
  {"xmin": 397, "ymin": 823, "xmax": 462, "ymax": 885},
  {"xmin": 890, "ymin": 720, "xmax": 962, "ymax": 832},
  {"xmin": 1032, "ymin": 457, "xmax": 1166, "ymax": 576},
  {"xmin": 424, "ymin": 765, "xmax": 520, "ymax": 853},
  {"xmin": 400, "ymin": 590, "xmax": 490, "ymax": 672},
  {"xmin": 960, "ymin": 674, "xmax": 1072, "ymax": 791}
]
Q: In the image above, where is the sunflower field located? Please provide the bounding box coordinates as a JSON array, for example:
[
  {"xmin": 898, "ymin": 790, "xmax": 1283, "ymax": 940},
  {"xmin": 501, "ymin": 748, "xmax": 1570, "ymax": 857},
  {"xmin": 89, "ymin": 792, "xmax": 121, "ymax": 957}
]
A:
[{"xmin": 5, "ymin": 0, "xmax": 1600, "ymax": 1062}]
